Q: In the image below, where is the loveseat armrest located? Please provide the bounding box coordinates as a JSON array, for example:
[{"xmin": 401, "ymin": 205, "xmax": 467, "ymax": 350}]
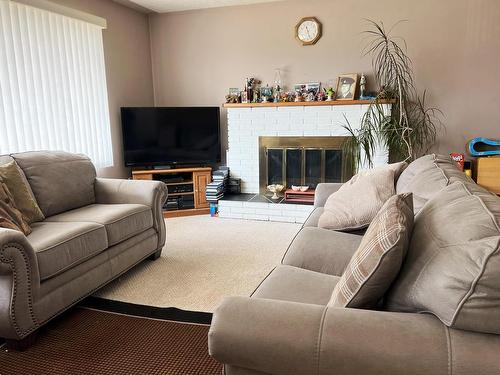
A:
[
  {"xmin": 314, "ymin": 183, "xmax": 343, "ymax": 207},
  {"xmin": 0, "ymin": 228, "xmax": 40, "ymax": 340},
  {"xmin": 94, "ymin": 178, "xmax": 168, "ymax": 249},
  {"xmin": 209, "ymin": 296, "xmax": 462, "ymax": 375}
]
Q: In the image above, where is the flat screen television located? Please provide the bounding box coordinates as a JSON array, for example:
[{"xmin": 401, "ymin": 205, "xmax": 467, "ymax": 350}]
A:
[{"xmin": 121, "ymin": 107, "xmax": 221, "ymax": 167}]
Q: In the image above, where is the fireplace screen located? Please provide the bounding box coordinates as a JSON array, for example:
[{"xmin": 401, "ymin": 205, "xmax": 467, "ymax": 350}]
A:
[{"xmin": 260, "ymin": 136, "xmax": 352, "ymax": 194}]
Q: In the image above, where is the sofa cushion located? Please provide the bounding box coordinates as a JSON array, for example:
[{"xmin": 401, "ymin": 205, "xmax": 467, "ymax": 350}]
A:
[
  {"xmin": 44, "ymin": 204, "xmax": 153, "ymax": 246},
  {"xmin": 282, "ymin": 227, "xmax": 362, "ymax": 276},
  {"xmin": 0, "ymin": 161, "xmax": 45, "ymax": 223},
  {"xmin": 386, "ymin": 181, "xmax": 500, "ymax": 334},
  {"xmin": 252, "ymin": 265, "xmax": 340, "ymax": 306},
  {"xmin": 329, "ymin": 193, "xmax": 414, "ymax": 308},
  {"xmin": 396, "ymin": 154, "xmax": 470, "ymax": 213},
  {"xmin": 318, "ymin": 168, "xmax": 395, "ymax": 231},
  {"xmin": 302, "ymin": 207, "xmax": 323, "ymax": 228},
  {"xmin": 12, "ymin": 151, "xmax": 97, "ymax": 217},
  {"xmin": 29, "ymin": 221, "xmax": 108, "ymax": 281}
]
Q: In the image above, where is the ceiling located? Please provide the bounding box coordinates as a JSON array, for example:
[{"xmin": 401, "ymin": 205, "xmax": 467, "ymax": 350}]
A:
[{"xmin": 121, "ymin": 0, "xmax": 286, "ymax": 13}]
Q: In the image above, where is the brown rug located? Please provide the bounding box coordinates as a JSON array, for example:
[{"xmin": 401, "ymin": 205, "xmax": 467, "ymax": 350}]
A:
[{"xmin": 0, "ymin": 308, "xmax": 222, "ymax": 375}]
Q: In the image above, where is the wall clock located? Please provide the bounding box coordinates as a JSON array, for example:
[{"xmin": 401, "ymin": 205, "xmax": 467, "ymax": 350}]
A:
[{"xmin": 295, "ymin": 17, "xmax": 322, "ymax": 46}]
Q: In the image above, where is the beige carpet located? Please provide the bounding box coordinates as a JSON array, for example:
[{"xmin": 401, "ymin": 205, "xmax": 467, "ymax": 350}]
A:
[{"xmin": 94, "ymin": 216, "xmax": 301, "ymax": 313}]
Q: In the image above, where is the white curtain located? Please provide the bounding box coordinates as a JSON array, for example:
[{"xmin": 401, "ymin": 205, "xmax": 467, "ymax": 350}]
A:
[{"xmin": 0, "ymin": 0, "xmax": 113, "ymax": 168}]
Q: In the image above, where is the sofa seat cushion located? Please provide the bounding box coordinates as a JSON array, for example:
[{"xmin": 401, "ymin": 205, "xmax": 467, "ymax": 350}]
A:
[
  {"xmin": 252, "ymin": 265, "xmax": 340, "ymax": 306},
  {"xmin": 29, "ymin": 221, "xmax": 108, "ymax": 281},
  {"xmin": 282, "ymin": 227, "xmax": 362, "ymax": 276},
  {"xmin": 45, "ymin": 204, "xmax": 153, "ymax": 246}
]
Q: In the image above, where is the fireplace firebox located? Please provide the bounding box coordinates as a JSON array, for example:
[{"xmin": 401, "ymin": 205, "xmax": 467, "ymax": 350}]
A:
[{"xmin": 259, "ymin": 136, "xmax": 353, "ymax": 194}]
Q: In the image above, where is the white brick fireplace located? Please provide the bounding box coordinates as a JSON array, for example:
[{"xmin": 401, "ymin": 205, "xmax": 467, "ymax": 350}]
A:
[{"xmin": 219, "ymin": 102, "xmax": 392, "ymax": 223}]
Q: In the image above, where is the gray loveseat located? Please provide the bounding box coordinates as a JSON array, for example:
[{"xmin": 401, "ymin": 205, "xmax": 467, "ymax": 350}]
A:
[
  {"xmin": 209, "ymin": 154, "xmax": 500, "ymax": 374},
  {"xmin": 0, "ymin": 151, "xmax": 167, "ymax": 346}
]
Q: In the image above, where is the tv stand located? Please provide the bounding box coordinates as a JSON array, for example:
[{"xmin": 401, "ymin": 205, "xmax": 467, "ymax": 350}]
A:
[{"xmin": 132, "ymin": 167, "xmax": 212, "ymax": 218}]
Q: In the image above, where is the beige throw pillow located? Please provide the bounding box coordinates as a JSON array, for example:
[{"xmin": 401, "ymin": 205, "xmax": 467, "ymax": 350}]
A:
[
  {"xmin": 318, "ymin": 167, "xmax": 396, "ymax": 231},
  {"xmin": 0, "ymin": 161, "xmax": 44, "ymax": 224},
  {"xmin": 329, "ymin": 193, "xmax": 414, "ymax": 308},
  {"xmin": 0, "ymin": 180, "xmax": 32, "ymax": 235}
]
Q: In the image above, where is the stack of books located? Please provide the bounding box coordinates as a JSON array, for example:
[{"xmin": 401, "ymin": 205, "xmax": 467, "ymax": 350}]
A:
[{"xmin": 206, "ymin": 167, "xmax": 230, "ymax": 203}]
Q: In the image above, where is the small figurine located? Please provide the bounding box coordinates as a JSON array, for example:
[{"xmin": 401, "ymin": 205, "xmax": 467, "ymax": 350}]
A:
[
  {"xmin": 273, "ymin": 68, "xmax": 282, "ymax": 103},
  {"xmin": 241, "ymin": 91, "xmax": 249, "ymax": 104},
  {"xmin": 225, "ymin": 94, "xmax": 240, "ymax": 104},
  {"xmin": 306, "ymin": 92, "xmax": 315, "ymax": 102},
  {"xmin": 317, "ymin": 91, "xmax": 325, "ymax": 101},
  {"xmin": 324, "ymin": 87, "xmax": 334, "ymax": 101},
  {"xmin": 360, "ymin": 74, "xmax": 366, "ymax": 99},
  {"xmin": 294, "ymin": 91, "xmax": 303, "ymax": 102},
  {"xmin": 252, "ymin": 89, "xmax": 260, "ymax": 103}
]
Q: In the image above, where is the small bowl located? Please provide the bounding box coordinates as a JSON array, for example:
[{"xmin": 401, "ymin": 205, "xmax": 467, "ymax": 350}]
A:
[
  {"xmin": 291, "ymin": 185, "xmax": 301, "ymax": 191},
  {"xmin": 299, "ymin": 186, "xmax": 309, "ymax": 192}
]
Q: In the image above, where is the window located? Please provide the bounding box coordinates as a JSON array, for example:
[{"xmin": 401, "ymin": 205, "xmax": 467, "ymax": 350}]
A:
[{"xmin": 0, "ymin": 0, "xmax": 113, "ymax": 168}]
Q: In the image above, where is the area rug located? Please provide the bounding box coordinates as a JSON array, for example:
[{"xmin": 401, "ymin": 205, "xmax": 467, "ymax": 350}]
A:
[
  {"xmin": 94, "ymin": 216, "xmax": 301, "ymax": 313},
  {"xmin": 0, "ymin": 308, "xmax": 221, "ymax": 375}
]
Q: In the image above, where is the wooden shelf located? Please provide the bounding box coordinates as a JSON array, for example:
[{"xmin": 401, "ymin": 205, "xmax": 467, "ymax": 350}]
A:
[
  {"xmin": 163, "ymin": 181, "xmax": 194, "ymax": 186},
  {"xmin": 222, "ymin": 99, "xmax": 395, "ymax": 109}
]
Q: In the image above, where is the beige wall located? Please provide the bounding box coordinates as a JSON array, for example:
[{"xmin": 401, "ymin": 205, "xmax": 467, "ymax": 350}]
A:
[
  {"xmin": 53, "ymin": 0, "xmax": 155, "ymax": 177},
  {"xmin": 149, "ymin": 0, "xmax": 500, "ymax": 159}
]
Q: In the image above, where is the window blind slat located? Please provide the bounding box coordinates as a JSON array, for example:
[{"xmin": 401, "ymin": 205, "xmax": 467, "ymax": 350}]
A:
[{"xmin": 0, "ymin": 0, "xmax": 113, "ymax": 168}]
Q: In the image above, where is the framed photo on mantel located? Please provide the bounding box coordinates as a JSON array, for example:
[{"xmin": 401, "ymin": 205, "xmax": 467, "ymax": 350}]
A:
[{"xmin": 335, "ymin": 74, "xmax": 358, "ymax": 100}]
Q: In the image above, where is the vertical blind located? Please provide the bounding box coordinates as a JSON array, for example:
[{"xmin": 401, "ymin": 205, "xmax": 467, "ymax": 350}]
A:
[{"xmin": 0, "ymin": 0, "xmax": 113, "ymax": 168}]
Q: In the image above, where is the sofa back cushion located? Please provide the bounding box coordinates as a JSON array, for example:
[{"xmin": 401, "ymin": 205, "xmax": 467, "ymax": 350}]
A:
[
  {"xmin": 12, "ymin": 151, "xmax": 96, "ymax": 217},
  {"xmin": 386, "ymin": 181, "xmax": 500, "ymax": 334},
  {"xmin": 396, "ymin": 154, "xmax": 470, "ymax": 213}
]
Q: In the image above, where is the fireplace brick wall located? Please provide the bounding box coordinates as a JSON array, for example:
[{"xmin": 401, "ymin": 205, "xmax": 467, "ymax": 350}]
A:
[{"xmin": 226, "ymin": 104, "xmax": 391, "ymax": 193}]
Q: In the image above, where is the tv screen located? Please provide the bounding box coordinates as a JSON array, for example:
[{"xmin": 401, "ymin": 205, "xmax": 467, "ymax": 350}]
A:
[{"xmin": 121, "ymin": 107, "xmax": 221, "ymax": 167}]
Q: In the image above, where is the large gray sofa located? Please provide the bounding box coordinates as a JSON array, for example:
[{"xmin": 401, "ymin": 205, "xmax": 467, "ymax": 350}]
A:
[
  {"xmin": 209, "ymin": 154, "xmax": 500, "ymax": 374},
  {"xmin": 0, "ymin": 151, "xmax": 167, "ymax": 346}
]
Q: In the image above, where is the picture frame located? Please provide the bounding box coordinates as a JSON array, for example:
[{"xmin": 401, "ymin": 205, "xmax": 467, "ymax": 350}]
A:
[
  {"xmin": 260, "ymin": 86, "xmax": 273, "ymax": 102},
  {"xmin": 293, "ymin": 82, "xmax": 321, "ymax": 100},
  {"xmin": 335, "ymin": 74, "xmax": 358, "ymax": 100}
]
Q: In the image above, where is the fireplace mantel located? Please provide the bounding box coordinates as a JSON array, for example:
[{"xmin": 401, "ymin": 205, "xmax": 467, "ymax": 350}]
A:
[{"xmin": 223, "ymin": 99, "xmax": 395, "ymax": 109}]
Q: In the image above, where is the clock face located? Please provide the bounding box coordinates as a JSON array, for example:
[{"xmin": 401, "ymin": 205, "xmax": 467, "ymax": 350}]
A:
[{"xmin": 296, "ymin": 17, "xmax": 322, "ymax": 45}]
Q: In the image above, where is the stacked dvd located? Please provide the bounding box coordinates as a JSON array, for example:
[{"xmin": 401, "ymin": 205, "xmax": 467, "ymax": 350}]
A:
[{"xmin": 206, "ymin": 167, "xmax": 229, "ymax": 202}]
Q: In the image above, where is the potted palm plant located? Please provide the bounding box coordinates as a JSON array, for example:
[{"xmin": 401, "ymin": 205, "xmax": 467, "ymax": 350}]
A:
[{"xmin": 343, "ymin": 20, "xmax": 443, "ymax": 169}]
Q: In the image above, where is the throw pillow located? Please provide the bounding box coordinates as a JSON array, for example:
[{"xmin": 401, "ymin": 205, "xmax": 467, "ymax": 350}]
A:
[
  {"xmin": 318, "ymin": 167, "xmax": 396, "ymax": 231},
  {"xmin": 328, "ymin": 193, "xmax": 414, "ymax": 308},
  {"xmin": 0, "ymin": 161, "xmax": 44, "ymax": 223},
  {"xmin": 0, "ymin": 180, "xmax": 32, "ymax": 235}
]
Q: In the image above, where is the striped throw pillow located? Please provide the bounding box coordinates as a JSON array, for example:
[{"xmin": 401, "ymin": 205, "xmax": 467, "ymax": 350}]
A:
[{"xmin": 329, "ymin": 193, "xmax": 414, "ymax": 308}]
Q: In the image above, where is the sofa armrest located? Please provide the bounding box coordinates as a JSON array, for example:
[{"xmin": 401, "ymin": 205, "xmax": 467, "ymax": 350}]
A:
[
  {"xmin": 94, "ymin": 178, "xmax": 168, "ymax": 249},
  {"xmin": 0, "ymin": 228, "xmax": 40, "ymax": 340},
  {"xmin": 209, "ymin": 297, "xmax": 454, "ymax": 375},
  {"xmin": 314, "ymin": 183, "xmax": 343, "ymax": 208}
]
